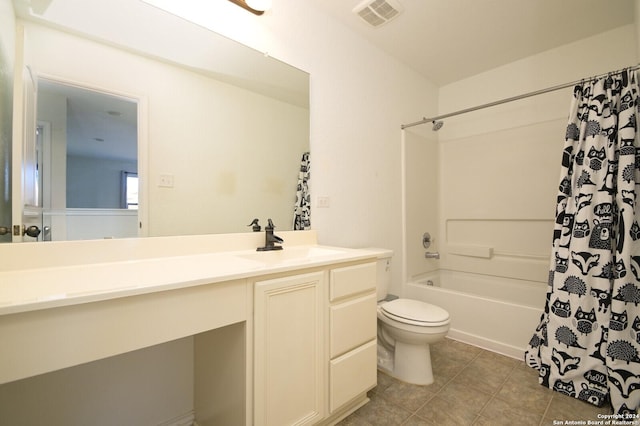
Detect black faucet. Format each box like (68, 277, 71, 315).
(257, 219, 283, 251)
(247, 218, 261, 232)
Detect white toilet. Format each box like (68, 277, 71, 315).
(373, 250, 450, 385)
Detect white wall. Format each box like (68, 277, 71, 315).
(37, 90, 67, 210)
(185, 0, 439, 293)
(430, 25, 638, 284)
(403, 127, 439, 281)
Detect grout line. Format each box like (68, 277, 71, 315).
(474, 361, 519, 423)
(539, 394, 554, 426)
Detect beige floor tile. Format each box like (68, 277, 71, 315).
(480, 396, 543, 425)
(437, 378, 494, 413)
(337, 338, 619, 426)
(432, 339, 481, 364)
(478, 347, 520, 363)
(353, 393, 413, 425)
(415, 395, 480, 425)
(337, 412, 375, 426)
(380, 380, 436, 412)
(545, 392, 612, 422)
(495, 367, 553, 413)
(430, 354, 469, 384)
(449, 356, 514, 396)
(401, 414, 436, 425)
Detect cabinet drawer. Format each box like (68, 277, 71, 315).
(330, 262, 376, 302)
(329, 340, 377, 413)
(330, 293, 377, 358)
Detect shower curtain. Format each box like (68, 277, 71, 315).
(525, 69, 640, 414)
(293, 151, 311, 230)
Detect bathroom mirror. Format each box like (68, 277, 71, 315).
(1, 0, 310, 242)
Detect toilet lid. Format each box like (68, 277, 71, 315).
(381, 299, 449, 324)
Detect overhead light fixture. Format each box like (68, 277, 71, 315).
(228, 0, 272, 15)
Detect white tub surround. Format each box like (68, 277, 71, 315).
(0, 231, 379, 426)
(406, 270, 547, 360)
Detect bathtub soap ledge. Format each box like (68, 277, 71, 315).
(448, 245, 493, 259)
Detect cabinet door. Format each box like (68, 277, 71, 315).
(254, 272, 326, 426)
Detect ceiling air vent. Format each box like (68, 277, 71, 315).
(353, 0, 403, 28)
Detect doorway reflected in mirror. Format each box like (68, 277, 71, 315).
(37, 79, 139, 241)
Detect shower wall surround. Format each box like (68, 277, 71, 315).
(435, 24, 637, 282)
(405, 24, 639, 354)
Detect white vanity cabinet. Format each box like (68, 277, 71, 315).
(253, 260, 377, 426)
(328, 263, 377, 414)
(0, 234, 380, 426)
(254, 270, 327, 426)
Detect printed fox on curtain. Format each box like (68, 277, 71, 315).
(525, 69, 640, 415)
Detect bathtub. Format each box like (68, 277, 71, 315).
(404, 269, 547, 360)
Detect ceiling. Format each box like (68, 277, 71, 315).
(38, 80, 138, 162)
(307, 0, 636, 86)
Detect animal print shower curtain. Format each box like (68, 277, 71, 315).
(293, 151, 311, 230)
(525, 69, 640, 414)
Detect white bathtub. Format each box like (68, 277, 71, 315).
(405, 269, 547, 359)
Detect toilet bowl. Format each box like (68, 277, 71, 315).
(362, 248, 451, 386)
(377, 298, 450, 385)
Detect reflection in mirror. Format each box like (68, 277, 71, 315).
(37, 79, 139, 241)
(0, 0, 13, 243)
(3, 0, 310, 242)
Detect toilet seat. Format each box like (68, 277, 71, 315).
(380, 298, 450, 327)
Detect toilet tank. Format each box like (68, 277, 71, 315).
(362, 248, 393, 301)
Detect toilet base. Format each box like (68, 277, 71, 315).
(391, 341, 434, 385)
(377, 342, 394, 372)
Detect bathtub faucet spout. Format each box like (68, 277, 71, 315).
(425, 252, 440, 259)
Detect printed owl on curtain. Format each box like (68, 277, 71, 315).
(525, 69, 640, 414)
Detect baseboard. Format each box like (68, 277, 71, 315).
(446, 329, 525, 361)
(317, 393, 370, 425)
(156, 411, 196, 426)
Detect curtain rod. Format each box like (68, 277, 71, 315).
(401, 64, 640, 130)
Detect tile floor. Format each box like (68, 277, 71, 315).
(337, 338, 614, 426)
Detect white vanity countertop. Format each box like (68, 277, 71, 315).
(0, 245, 378, 316)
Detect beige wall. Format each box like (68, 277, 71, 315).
(426, 25, 638, 284)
